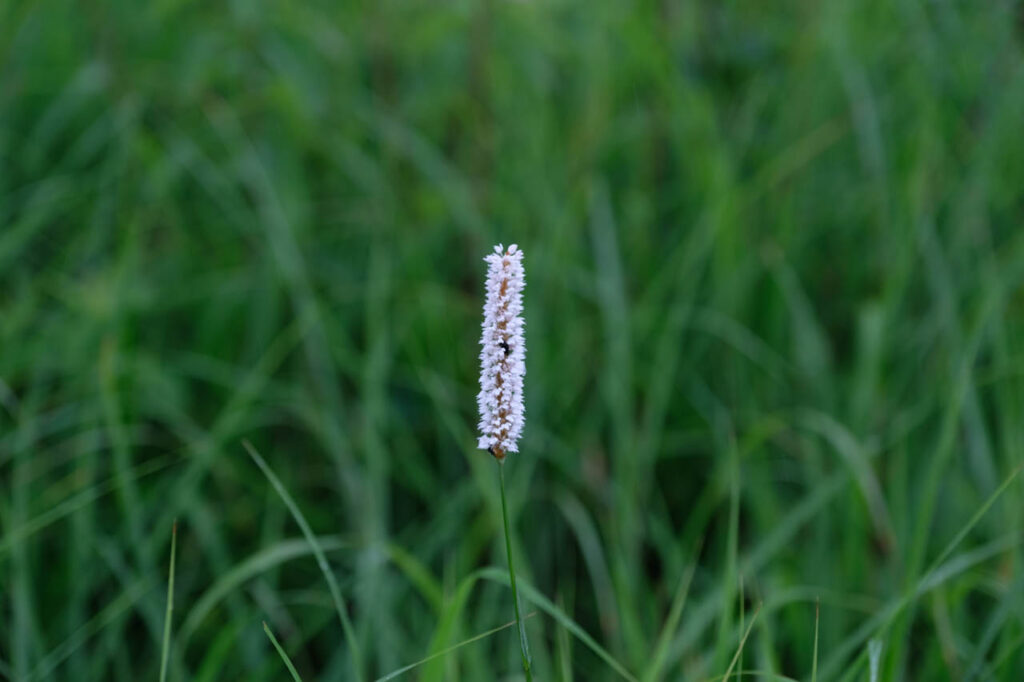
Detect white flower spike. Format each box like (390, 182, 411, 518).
(477, 243, 526, 459)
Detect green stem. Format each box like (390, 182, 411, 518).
(158, 521, 177, 682)
(499, 460, 533, 681)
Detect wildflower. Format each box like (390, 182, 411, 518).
(476, 243, 526, 460)
(475, 243, 533, 678)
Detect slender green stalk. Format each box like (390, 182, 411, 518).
(498, 460, 533, 681)
(811, 599, 819, 682)
(244, 440, 364, 682)
(722, 604, 760, 682)
(375, 614, 536, 682)
(159, 521, 178, 682)
(263, 622, 304, 682)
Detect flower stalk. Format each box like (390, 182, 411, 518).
(499, 460, 533, 680)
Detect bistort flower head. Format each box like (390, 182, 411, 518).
(477, 243, 526, 460)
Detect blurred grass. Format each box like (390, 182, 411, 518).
(2, 0, 1024, 679)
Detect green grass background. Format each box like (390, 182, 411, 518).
(3, 0, 1024, 680)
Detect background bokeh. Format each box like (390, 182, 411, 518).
(3, 1, 1024, 680)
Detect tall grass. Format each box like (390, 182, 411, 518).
(2, 0, 1024, 679)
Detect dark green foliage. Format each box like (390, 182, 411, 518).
(2, 0, 1024, 679)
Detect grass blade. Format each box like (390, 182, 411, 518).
(243, 440, 363, 682)
(177, 536, 349, 650)
(643, 538, 702, 682)
(374, 614, 536, 682)
(923, 464, 1022, 578)
(722, 603, 761, 682)
(498, 460, 533, 681)
(811, 599, 819, 682)
(159, 521, 178, 682)
(479, 567, 638, 682)
(0, 455, 177, 558)
(263, 622, 304, 682)
(818, 463, 1023, 678)
(28, 580, 149, 680)
(702, 671, 800, 682)
(868, 639, 882, 682)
